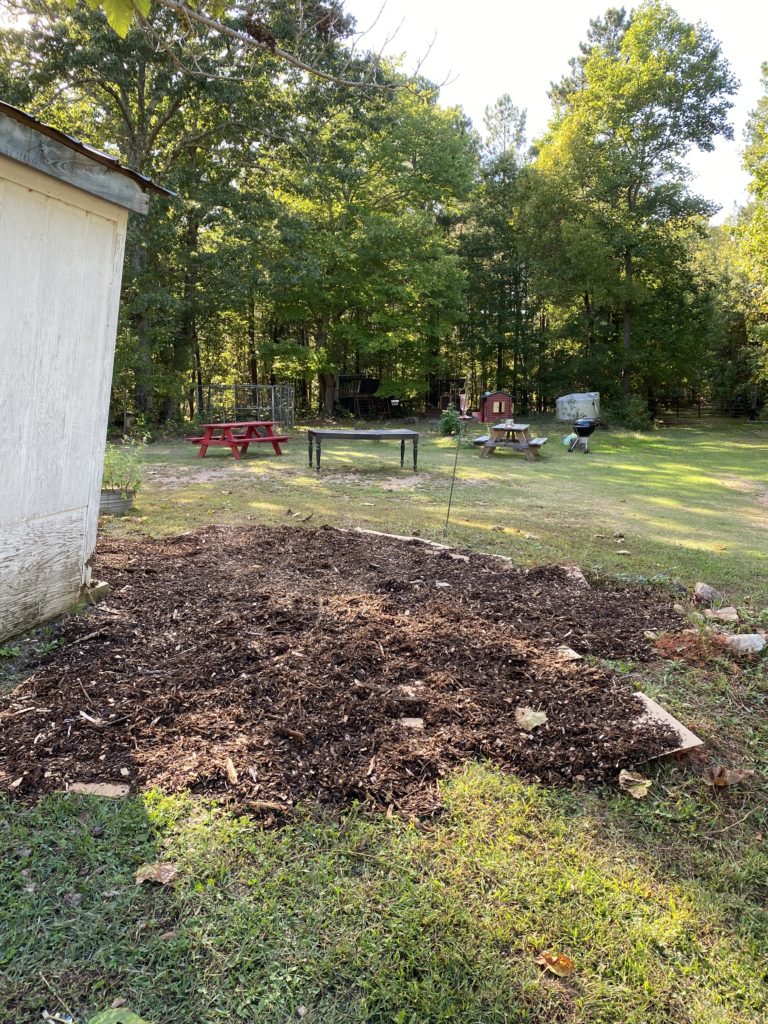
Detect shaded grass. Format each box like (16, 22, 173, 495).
(2, 756, 766, 1024)
(2, 418, 767, 1022)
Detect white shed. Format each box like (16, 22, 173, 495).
(0, 101, 170, 641)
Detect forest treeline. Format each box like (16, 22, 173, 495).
(2, 0, 767, 421)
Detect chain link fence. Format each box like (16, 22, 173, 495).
(199, 384, 295, 427)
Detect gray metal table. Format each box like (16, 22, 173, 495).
(307, 428, 419, 473)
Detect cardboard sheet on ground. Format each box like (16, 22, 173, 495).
(633, 692, 703, 758)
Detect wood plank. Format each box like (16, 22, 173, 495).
(0, 115, 149, 214)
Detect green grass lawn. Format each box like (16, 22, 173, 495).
(122, 416, 768, 604)
(1, 418, 767, 1024)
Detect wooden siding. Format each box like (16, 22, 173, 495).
(0, 154, 128, 640)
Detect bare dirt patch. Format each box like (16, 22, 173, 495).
(0, 527, 685, 816)
(654, 630, 730, 668)
(144, 463, 237, 489)
(379, 474, 430, 490)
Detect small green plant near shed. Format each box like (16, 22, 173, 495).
(101, 438, 146, 514)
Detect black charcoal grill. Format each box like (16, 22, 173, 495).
(568, 417, 596, 453)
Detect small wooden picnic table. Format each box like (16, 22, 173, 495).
(307, 428, 419, 473)
(188, 421, 290, 460)
(479, 422, 548, 461)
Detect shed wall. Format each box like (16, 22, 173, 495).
(0, 153, 128, 639)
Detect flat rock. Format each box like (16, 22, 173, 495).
(560, 565, 589, 589)
(704, 606, 739, 624)
(556, 645, 583, 661)
(86, 580, 111, 603)
(694, 582, 721, 606)
(723, 634, 765, 657)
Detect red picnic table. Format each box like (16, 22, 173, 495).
(188, 421, 290, 461)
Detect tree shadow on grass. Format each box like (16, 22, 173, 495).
(1, 766, 766, 1024)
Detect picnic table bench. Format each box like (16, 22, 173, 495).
(307, 428, 419, 473)
(477, 422, 548, 461)
(188, 421, 290, 460)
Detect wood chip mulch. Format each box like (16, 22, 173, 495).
(0, 526, 685, 817)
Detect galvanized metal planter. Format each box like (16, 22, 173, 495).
(99, 489, 135, 516)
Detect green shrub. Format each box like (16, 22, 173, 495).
(439, 404, 462, 435)
(605, 395, 653, 431)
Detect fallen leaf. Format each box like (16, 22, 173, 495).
(535, 951, 575, 977)
(9, 777, 23, 789)
(88, 1009, 153, 1024)
(111, 999, 127, 1009)
(134, 862, 178, 886)
(616, 549, 632, 556)
(704, 766, 755, 788)
(618, 769, 652, 799)
(225, 757, 238, 785)
(515, 707, 548, 732)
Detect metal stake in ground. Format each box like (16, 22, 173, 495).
(443, 429, 462, 538)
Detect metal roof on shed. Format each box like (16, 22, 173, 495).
(0, 100, 173, 213)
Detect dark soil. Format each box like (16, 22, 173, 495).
(0, 526, 686, 816)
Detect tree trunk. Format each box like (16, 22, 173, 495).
(192, 339, 204, 419)
(247, 287, 258, 389)
(319, 373, 335, 417)
(181, 215, 203, 418)
(622, 249, 633, 397)
(130, 223, 154, 419)
(583, 292, 595, 356)
(316, 318, 335, 416)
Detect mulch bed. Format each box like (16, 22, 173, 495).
(0, 526, 686, 817)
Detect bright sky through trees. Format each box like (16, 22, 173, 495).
(349, 0, 767, 222)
